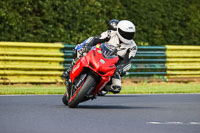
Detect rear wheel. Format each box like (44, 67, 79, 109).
(62, 93, 68, 105)
(68, 75, 95, 108)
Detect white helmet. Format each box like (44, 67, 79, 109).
(117, 20, 135, 44)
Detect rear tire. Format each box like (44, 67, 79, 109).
(62, 93, 68, 106)
(68, 75, 95, 108)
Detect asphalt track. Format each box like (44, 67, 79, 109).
(0, 94, 200, 133)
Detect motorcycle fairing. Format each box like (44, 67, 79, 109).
(70, 44, 119, 95)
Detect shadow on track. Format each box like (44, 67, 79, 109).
(77, 105, 158, 110)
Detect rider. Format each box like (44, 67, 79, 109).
(63, 19, 137, 93)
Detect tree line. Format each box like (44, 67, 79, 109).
(0, 0, 199, 45)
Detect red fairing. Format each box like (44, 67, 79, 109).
(70, 43, 119, 93)
(92, 76, 110, 95)
(70, 56, 88, 82)
(86, 45, 118, 76)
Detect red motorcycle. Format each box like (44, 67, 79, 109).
(62, 43, 119, 108)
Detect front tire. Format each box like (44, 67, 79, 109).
(68, 75, 95, 108)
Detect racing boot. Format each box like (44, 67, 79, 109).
(62, 57, 79, 79)
(105, 85, 121, 94)
(105, 74, 122, 94)
(62, 65, 73, 79)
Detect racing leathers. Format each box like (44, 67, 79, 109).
(65, 30, 137, 93)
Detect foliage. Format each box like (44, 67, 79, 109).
(0, 0, 199, 45)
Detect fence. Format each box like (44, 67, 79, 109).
(0, 42, 200, 84)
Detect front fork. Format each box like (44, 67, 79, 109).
(64, 78, 72, 100)
(65, 74, 87, 101)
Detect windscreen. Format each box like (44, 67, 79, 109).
(100, 43, 117, 58)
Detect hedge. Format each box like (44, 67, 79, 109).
(0, 0, 199, 45)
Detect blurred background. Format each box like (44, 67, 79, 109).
(1, 0, 200, 94)
(0, 0, 199, 46)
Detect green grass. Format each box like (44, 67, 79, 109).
(0, 85, 65, 95)
(0, 83, 200, 95)
(121, 83, 200, 94)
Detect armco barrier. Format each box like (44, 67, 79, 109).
(0, 42, 200, 84)
(165, 45, 200, 82)
(0, 42, 71, 83)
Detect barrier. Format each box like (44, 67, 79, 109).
(165, 45, 200, 82)
(0, 42, 67, 83)
(0, 42, 200, 84)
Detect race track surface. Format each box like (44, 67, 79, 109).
(0, 94, 200, 133)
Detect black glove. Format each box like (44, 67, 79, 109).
(82, 43, 91, 53)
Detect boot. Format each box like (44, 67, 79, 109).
(62, 65, 73, 79)
(62, 57, 79, 79)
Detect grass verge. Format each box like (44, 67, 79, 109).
(1, 82, 200, 95)
(121, 83, 200, 94)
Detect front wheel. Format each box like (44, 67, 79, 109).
(68, 75, 95, 108)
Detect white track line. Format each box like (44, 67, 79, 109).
(147, 122, 200, 125)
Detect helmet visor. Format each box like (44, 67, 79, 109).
(118, 28, 135, 40)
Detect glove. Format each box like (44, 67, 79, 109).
(82, 43, 91, 53)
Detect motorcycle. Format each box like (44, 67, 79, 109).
(62, 42, 119, 108)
